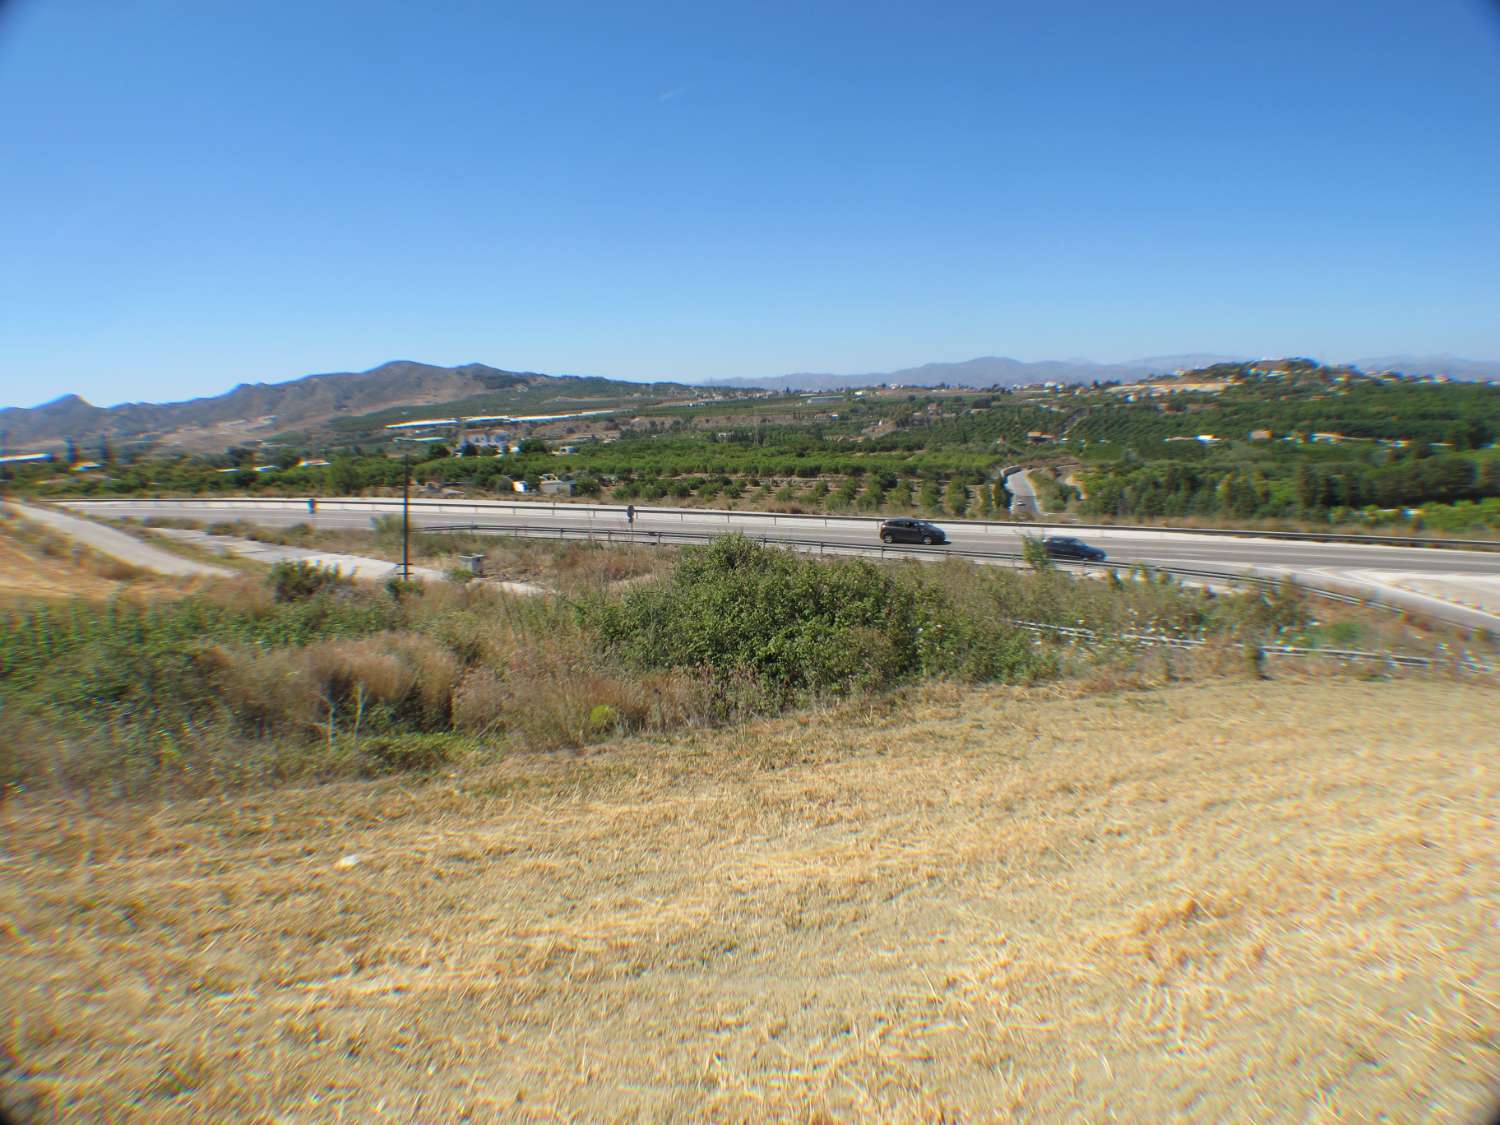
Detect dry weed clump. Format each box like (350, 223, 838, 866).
(450, 666, 507, 734)
(204, 631, 460, 738)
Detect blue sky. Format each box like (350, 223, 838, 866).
(2, 0, 1499, 407)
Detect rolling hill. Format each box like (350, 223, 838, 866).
(0, 362, 697, 453)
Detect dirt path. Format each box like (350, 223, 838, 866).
(6, 502, 234, 579)
(147, 526, 546, 594)
(2, 678, 1496, 1122)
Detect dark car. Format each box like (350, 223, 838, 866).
(879, 518, 948, 545)
(1042, 535, 1106, 562)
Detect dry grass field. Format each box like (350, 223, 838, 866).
(0, 517, 181, 604)
(2, 677, 1498, 1122)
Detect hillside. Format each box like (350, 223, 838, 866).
(9, 352, 1497, 455)
(2, 677, 1495, 1122)
(0, 362, 698, 453)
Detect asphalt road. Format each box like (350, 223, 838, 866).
(63, 497, 1500, 577)
(1003, 468, 1042, 519)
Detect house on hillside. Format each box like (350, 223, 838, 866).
(1248, 429, 1272, 441)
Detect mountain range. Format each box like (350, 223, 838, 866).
(0, 362, 686, 454)
(4, 353, 1497, 453)
(710, 354, 1249, 392)
(715, 353, 1500, 392)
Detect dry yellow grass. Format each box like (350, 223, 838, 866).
(0, 520, 182, 603)
(0, 533, 121, 602)
(2, 678, 1497, 1122)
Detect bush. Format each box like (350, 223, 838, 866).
(362, 732, 464, 772)
(587, 703, 620, 734)
(592, 536, 1043, 701)
(270, 560, 349, 602)
(1020, 536, 1054, 571)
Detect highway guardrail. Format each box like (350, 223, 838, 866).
(59, 496, 1500, 551)
(1006, 620, 1497, 675)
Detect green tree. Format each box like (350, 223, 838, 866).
(919, 480, 942, 514)
(1480, 460, 1500, 498)
(943, 478, 967, 515)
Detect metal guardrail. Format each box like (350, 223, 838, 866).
(1007, 619, 1498, 675)
(61, 495, 1500, 551)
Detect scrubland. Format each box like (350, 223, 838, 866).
(1, 523, 1496, 1121)
(4, 532, 1340, 800)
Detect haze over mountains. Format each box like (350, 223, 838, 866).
(713, 354, 1249, 392)
(3, 353, 1497, 452)
(717, 353, 1500, 392)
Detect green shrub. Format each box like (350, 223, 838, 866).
(384, 576, 424, 600)
(1020, 536, 1054, 571)
(587, 703, 620, 734)
(592, 535, 1043, 701)
(270, 560, 349, 602)
(361, 732, 465, 772)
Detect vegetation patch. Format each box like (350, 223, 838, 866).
(0, 531, 1468, 800)
(593, 536, 1049, 700)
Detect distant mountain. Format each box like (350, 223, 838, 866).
(8, 350, 1493, 455)
(711, 354, 1249, 392)
(1352, 355, 1500, 382)
(0, 361, 693, 453)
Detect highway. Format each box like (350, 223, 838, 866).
(61, 496, 1500, 629)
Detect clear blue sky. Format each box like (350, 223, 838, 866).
(3, 0, 1499, 407)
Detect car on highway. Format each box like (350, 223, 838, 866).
(878, 518, 948, 545)
(1042, 536, 1106, 562)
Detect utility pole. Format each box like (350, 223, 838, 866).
(401, 448, 411, 580)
